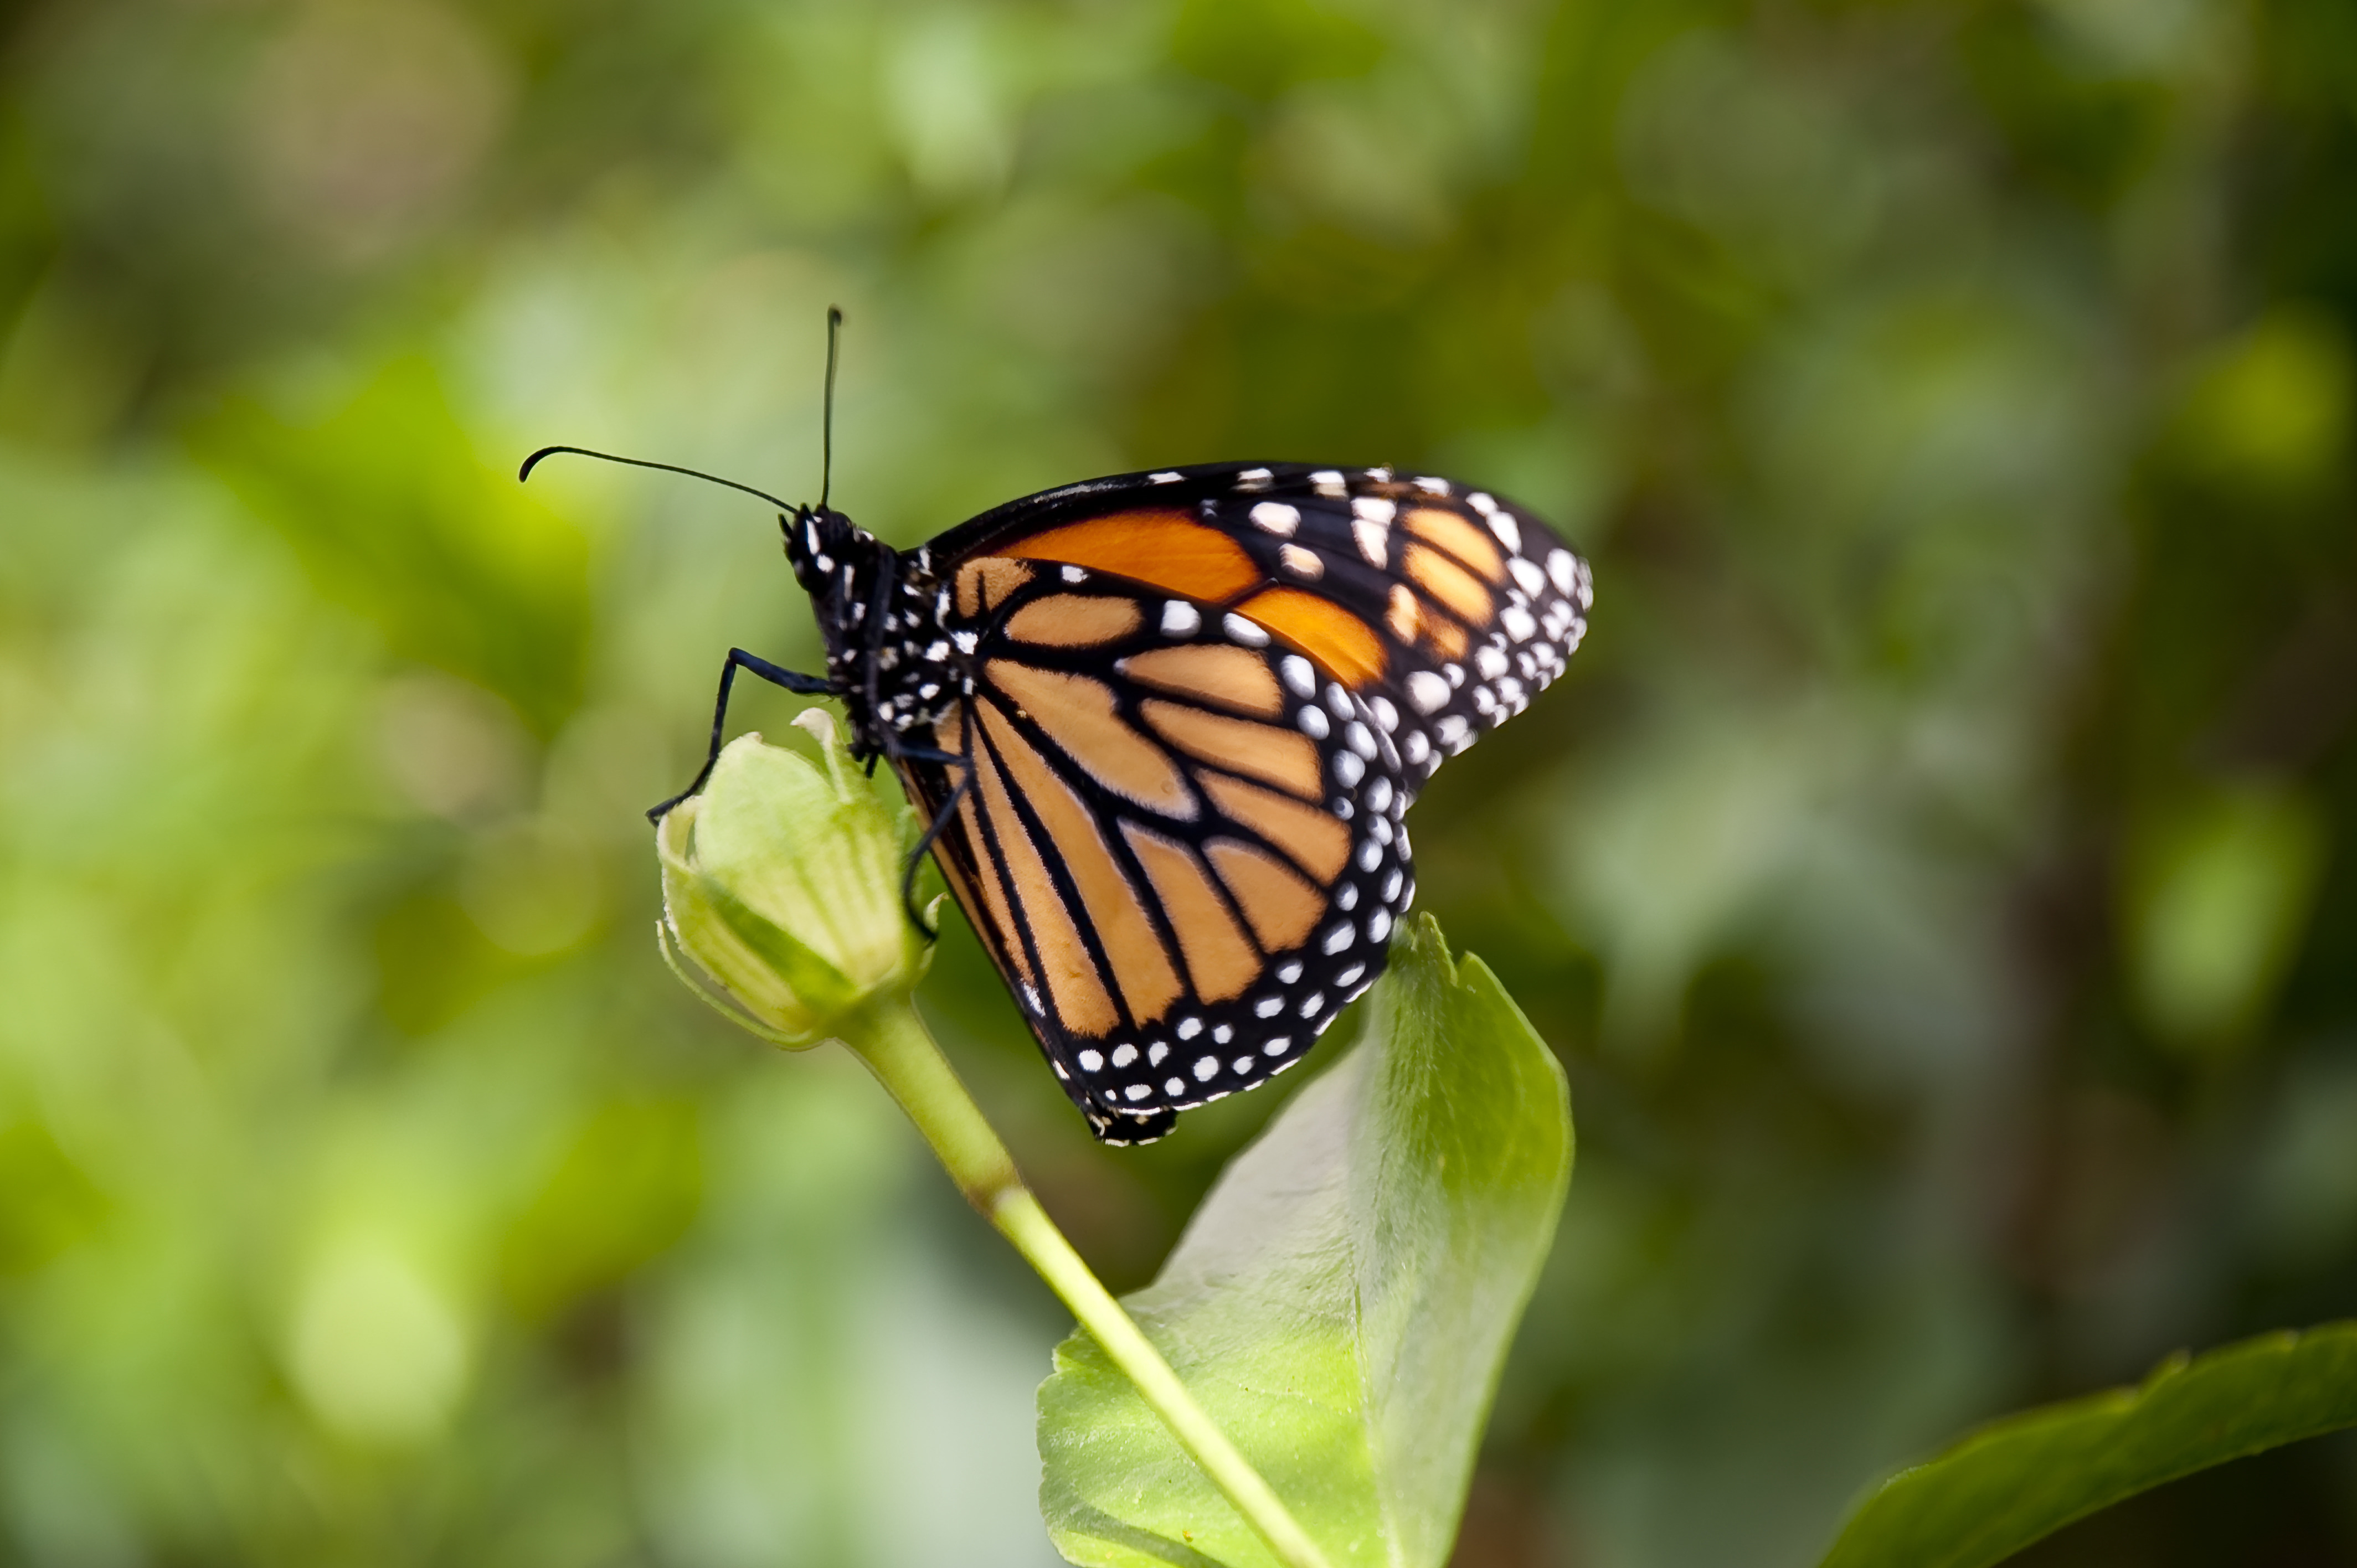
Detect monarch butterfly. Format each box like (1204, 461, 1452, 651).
(527, 321, 1591, 1144)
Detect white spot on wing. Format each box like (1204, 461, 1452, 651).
(1162, 601, 1201, 636)
(1223, 613, 1270, 647)
(1250, 501, 1300, 537)
(1406, 670, 1450, 713)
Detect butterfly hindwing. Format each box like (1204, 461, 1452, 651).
(896, 564, 1411, 1142)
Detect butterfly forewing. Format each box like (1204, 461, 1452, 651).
(930, 463, 1593, 776)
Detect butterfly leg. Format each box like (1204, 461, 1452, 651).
(899, 768, 972, 938)
(646, 648, 840, 822)
(893, 703, 980, 937)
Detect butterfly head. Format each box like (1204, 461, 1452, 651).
(782, 502, 900, 641)
(781, 504, 870, 595)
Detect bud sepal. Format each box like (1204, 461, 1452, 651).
(655, 714, 932, 1046)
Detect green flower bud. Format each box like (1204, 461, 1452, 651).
(656, 713, 932, 1045)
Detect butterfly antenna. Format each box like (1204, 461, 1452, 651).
(820, 305, 843, 512)
(517, 445, 797, 513)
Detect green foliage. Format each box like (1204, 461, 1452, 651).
(193, 360, 591, 736)
(1039, 918, 1571, 1567)
(2124, 783, 2330, 1052)
(499, 1096, 703, 1322)
(4, 0, 2356, 1560)
(1822, 1324, 2357, 1568)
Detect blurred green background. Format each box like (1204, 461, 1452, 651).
(3, 0, 2354, 1563)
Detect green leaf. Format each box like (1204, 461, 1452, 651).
(1820, 1321, 2357, 1568)
(1037, 915, 1573, 1568)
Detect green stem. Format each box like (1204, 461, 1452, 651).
(841, 995, 1334, 1568)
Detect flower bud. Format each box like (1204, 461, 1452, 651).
(656, 714, 931, 1045)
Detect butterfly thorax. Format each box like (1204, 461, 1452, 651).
(783, 505, 963, 762)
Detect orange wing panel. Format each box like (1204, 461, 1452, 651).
(1403, 506, 1506, 583)
(1000, 509, 1260, 604)
(1234, 588, 1388, 687)
(1404, 544, 1495, 628)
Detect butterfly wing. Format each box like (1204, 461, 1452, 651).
(898, 462, 1591, 1143)
(895, 573, 1402, 1142)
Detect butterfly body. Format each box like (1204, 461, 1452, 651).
(783, 509, 952, 749)
(764, 461, 1592, 1146)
